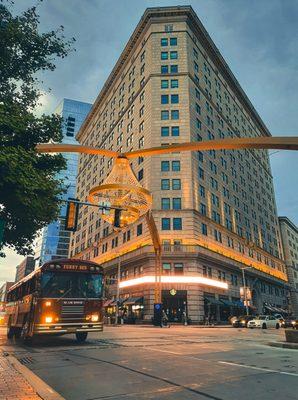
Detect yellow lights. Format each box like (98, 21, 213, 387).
(45, 316, 53, 324)
(91, 314, 99, 322)
(45, 301, 52, 307)
(119, 275, 228, 289)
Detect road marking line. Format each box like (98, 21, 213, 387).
(218, 361, 298, 377)
(150, 348, 298, 377)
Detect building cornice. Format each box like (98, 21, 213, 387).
(279, 216, 298, 235)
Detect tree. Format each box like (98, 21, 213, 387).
(0, 1, 75, 256)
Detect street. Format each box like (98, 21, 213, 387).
(1, 325, 297, 400)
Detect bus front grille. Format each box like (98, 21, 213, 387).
(61, 305, 84, 316)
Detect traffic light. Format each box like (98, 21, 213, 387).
(113, 208, 121, 228)
(65, 198, 79, 231)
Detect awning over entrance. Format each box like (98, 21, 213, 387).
(103, 299, 113, 307)
(204, 296, 223, 306)
(220, 299, 235, 307)
(123, 297, 143, 306)
(232, 300, 245, 308)
(110, 298, 125, 306)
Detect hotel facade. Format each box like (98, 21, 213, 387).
(70, 6, 289, 323)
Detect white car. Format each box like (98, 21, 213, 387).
(247, 315, 281, 329)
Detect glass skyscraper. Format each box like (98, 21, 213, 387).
(35, 98, 92, 266)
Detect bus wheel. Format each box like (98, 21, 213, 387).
(75, 332, 88, 343)
(21, 321, 33, 345)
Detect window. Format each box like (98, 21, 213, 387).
(172, 198, 181, 209)
(161, 80, 169, 89)
(162, 263, 171, 274)
(173, 218, 182, 230)
(161, 179, 170, 190)
(171, 110, 179, 120)
(161, 126, 170, 136)
(203, 266, 212, 277)
(199, 167, 204, 179)
(137, 223, 143, 236)
(170, 37, 177, 46)
(174, 263, 183, 275)
(161, 198, 170, 210)
(199, 185, 205, 197)
(171, 126, 180, 136)
(161, 161, 170, 171)
(161, 38, 168, 46)
(170, 51, 178, 59)
(172, 160, 180, 171)
(137, 169, 143, 181)
(161, 51, 168, 60)
(171, 94, 179, 104)
(214, 229, 222, 242)
(161, 65, 169, 74)
(201, 223, 208, 235)
(162, 218, 171, 230)
(200, 203, 206, 215)
(161, 95, 169, 104)
(172, 179, 181, 190)
(161, 110, 169, 120)
(171, 79, 178, 88)
(170, 65, 178, 73)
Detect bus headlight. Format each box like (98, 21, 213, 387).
(91, 314, 99, 322)
(45, 316, 53, 324)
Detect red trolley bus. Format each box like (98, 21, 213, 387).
(6, 259, 104, 343)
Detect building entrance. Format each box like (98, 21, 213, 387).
(162, 290, 187, 323)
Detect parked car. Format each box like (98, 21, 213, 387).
(247, 315, 281, 329)
(281, 317, 298, 329)
(232, 315, 255, 328)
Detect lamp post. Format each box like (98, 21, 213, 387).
(240, 266, 252, 316)
(115, 254, 121, 325)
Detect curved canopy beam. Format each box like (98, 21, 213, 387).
(36, 143, 119, 158)
(123, 136, 298, 159)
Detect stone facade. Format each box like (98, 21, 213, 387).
(279, 217, 298, 315)
(70, 7, 289, 322)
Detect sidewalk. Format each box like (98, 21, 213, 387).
(0, 352, 41, 400)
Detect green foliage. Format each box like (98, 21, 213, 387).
(0, 0, 75, 256)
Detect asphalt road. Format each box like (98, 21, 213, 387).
(1, 325, 297, 400)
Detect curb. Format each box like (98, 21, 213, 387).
(268, 341, 298, 350)
(7, 355, 65, 400)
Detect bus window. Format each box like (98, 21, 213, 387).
(41, 272, 103, 299)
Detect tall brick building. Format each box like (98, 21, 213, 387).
(70, 6, 288, 322)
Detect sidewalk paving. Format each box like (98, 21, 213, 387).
(0, 352, 41, 400)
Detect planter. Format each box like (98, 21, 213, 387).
(285, 329, 298, 343)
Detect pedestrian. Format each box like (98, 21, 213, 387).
(161, 310, 169, 328)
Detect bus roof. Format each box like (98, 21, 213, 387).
(8, 259, 104, 293)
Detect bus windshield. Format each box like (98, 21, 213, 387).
(41, 272, 103, 299)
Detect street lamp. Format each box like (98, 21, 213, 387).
(240, 266, 252, 316)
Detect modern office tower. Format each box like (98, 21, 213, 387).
(279, 217, 298, 314)
(15, 256, 35, 282)
(70, 6, 289, 323)
(35, 99, 92, 266)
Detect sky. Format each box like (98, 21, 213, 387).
(1, 0, 298, 285)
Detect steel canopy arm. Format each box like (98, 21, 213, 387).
(36, 143, 119, 158)
(124, 136, 298, 159)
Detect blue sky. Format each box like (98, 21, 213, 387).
(1, 0, 298, 283)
